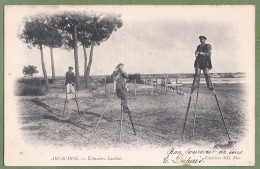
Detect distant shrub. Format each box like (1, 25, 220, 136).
(17, 85, 45, 96)
(105, 76, 113, 83)
(128, 73, 142, 84)
(103, 74, 142, 84)
(18, 78, 53, 86)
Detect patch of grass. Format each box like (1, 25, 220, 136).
(16, 84, 45, 96)
(18, 78, 42, 86)
(17, 83, 247, 148)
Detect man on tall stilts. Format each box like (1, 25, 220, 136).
(111, 63, 136, 137)
(192, 36, 214, 92)
(65, 66, 77, 101)
(111, 63, 130, 112)
(182, 36, 232, 144)
(62, 66, 79, 118)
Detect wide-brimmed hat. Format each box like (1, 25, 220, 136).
(116, 63, 124, 69)
(68, 66, 73, 69)
(199, 36, 207, 40)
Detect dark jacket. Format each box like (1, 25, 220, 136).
(194, 43, 212, 70)
(65, 71, 75, 85)
(111, 69, 128, 89)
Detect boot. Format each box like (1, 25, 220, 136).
(121, 100, 130, 113)
(65, 94, 70, 102)
(72, 93, 78, 101)
(205, 74, 214, 90)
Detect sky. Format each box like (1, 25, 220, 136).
(5, 5, 255, 77)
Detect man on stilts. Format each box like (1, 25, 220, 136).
(111, 63, 136, 139)
(65, 66, 77, 101)
(111, 63, 130, 112)
(62, 66, 79, 118)
(181, 36, 233, 145)
(192, 36, 214, 92)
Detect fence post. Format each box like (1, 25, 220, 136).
(176, 78, 178, 93)
(165, 80, 168, 94)
(164, 78, 166, 92)
(134, 79, 137, 96)
(160, 78, 163, 94)
(104, 78, 107, 96)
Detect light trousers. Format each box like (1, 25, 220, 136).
(66, 83, 76, 100)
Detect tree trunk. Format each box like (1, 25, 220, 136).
(40, 44, 49, 92)
(85, 41, 95, 88)
(73, 25, 80, 90)
(50, 47, 55, 82)
(83, 44, 88, 88)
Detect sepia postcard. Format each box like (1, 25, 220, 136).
(4, 5, 255, 166)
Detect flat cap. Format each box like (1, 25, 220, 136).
(199, 36, 207, 40)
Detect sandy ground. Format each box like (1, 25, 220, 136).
(17, 80, 247, 149)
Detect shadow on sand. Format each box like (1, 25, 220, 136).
(31, 98, 62, 114)
(42, 114, 92, 130)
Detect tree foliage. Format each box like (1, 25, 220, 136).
(23, 65, 39, 77)
(53, 11, 123, 49)
(81, 12, 123, 87)
(19, 10, 123, 89)
(18, 15, 51, 91)
(91, 12, 123, 44)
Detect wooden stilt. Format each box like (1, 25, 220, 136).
(119, 101, 124, 142)
(62, 89, 79, 118)
(182, 78, 232, 143)
(181, 89, 193, 142)
(192, 77, 200, 136)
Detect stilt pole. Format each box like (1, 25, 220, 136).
(192, 77, 200, 135)
(181, 89, 194, 141)
(212, 89, 231, 141)
(119, 101, 124, 142)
